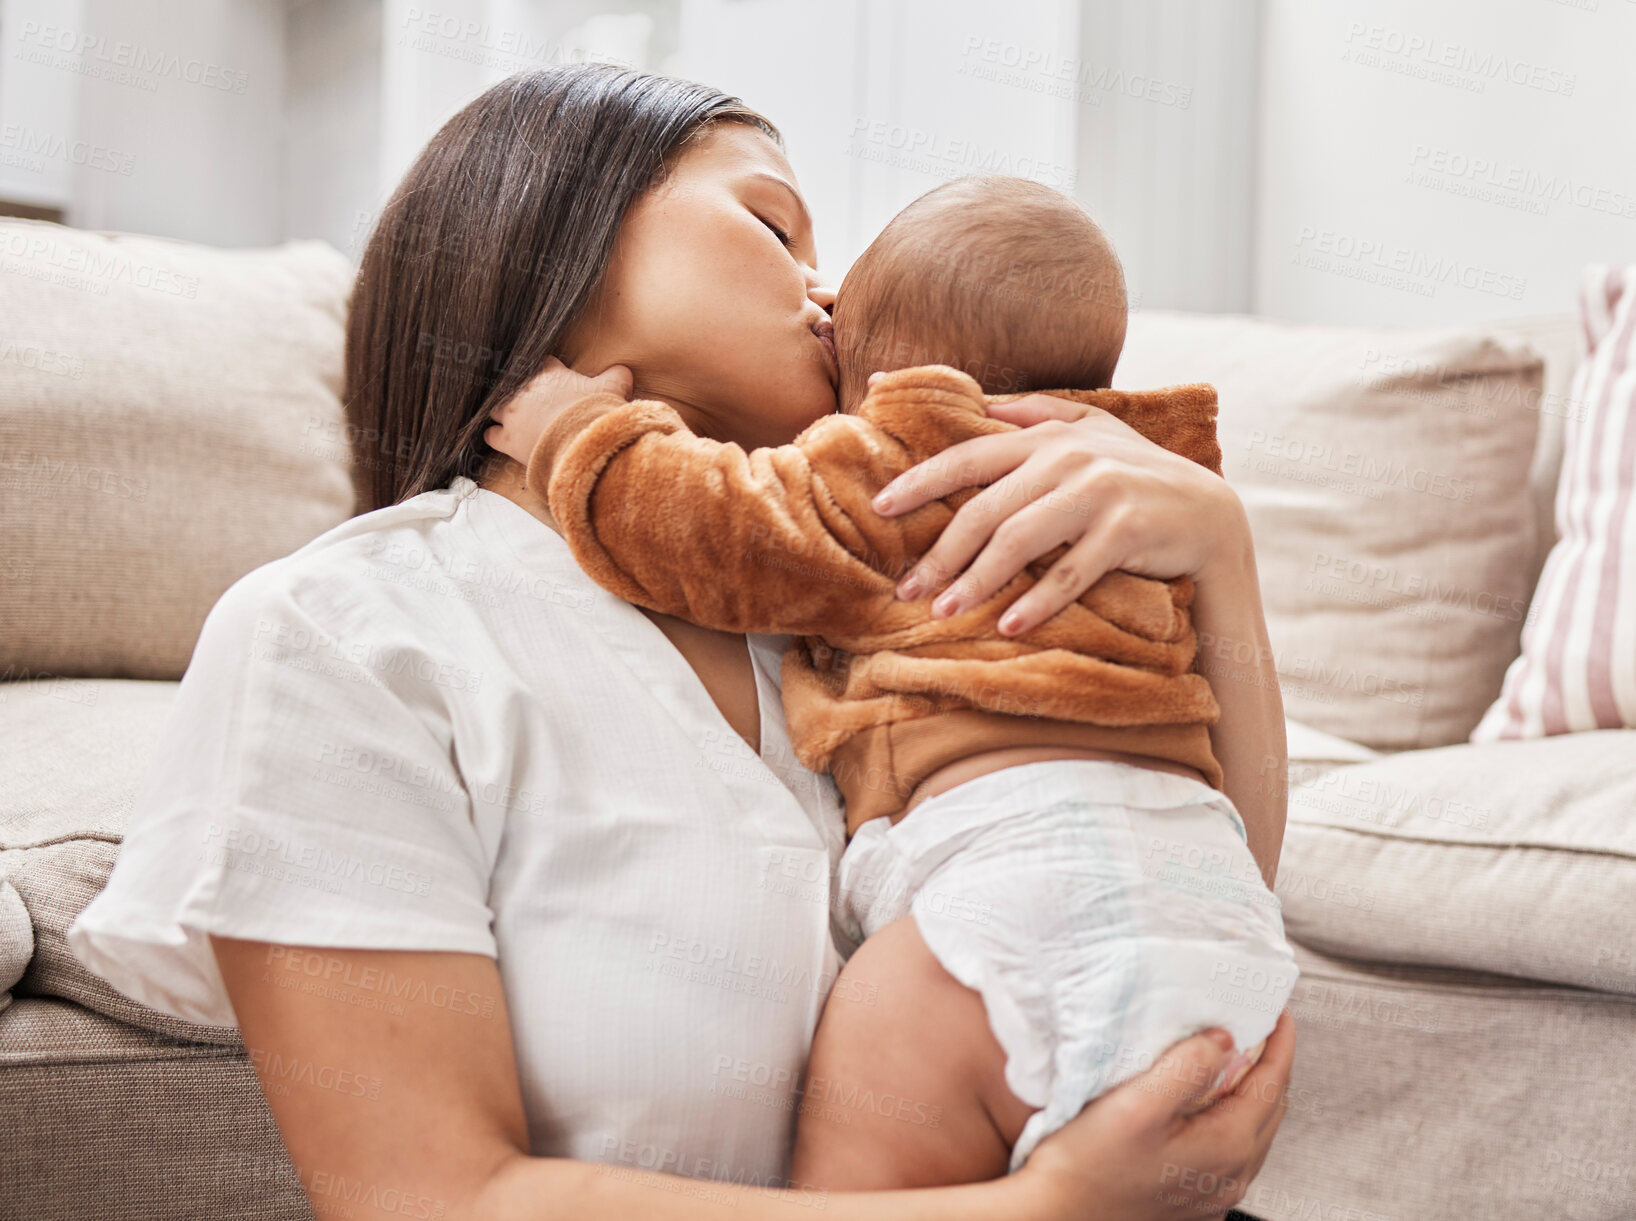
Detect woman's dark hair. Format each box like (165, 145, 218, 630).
(343, 64, 780, 512)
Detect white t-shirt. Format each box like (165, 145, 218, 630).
(68, 474, 851, 1186)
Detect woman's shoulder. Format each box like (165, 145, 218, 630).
(237, 477, 473, 582)
(193, 473, 600, 710)
(206, 477, 491, 641)
(67, 479, 508, 1028)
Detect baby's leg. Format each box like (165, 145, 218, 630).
(808, 763, 1297, 1185)
(789, 915, 1037, 1190)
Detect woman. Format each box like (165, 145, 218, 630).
(69, 64, 1293, 1220)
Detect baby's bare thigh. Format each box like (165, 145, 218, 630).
(790, 915, 1035, 1191)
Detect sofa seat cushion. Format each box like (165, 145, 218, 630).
(1275, 729, 1636, 994)
(0, 678, 230, 1043)
(1255, 939, 1636, 1221)
(0, 997, 311, 1221)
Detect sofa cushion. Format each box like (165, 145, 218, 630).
(1474, 267, 1636, 741)
(1485, 313, 1586, 593)
(1256, 940, 1636, 1221)
(0, 879, 29, 1014)
(0, 678, 231, 1043)
(1117, 311, 1546, 752)
(1273, 729, 1636, 994)
(1285, 717, 1381, 768)
(0, 219, 356, 682)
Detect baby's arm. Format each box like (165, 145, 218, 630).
(493, 378, 913, 637)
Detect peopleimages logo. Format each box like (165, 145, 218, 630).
(14, 20, 250, 93)
(1340, 22, 1577, 96)
(1408, 145, 1636, 221)
(845, 117, 1076, 190)
(957, 36, 1193, 109)
(0, 231, 200, 299)
(1291, 227, 1527, 302)
(1243, 426, 1478, 504)
(0, 124, 135, 175)
(1305, 552, 1528, 623)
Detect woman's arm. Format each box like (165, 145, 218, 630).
(1184, 503, 1289, 886)
(869, 395, 1288, 884)
(212, 936, 1290, 1220)
(212, 936, 1020, 1221)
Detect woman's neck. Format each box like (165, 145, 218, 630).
(477, 453, 561, 535)
(563, 351, 740, 447)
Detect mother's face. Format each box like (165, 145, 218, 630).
(559, 123, 838, 451)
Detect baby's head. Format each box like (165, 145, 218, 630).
(832, 176, 1127, 412)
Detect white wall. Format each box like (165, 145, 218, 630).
(0, 0, 287, 246)
(1075, 0, 1261, 312)
(294, 0, 1100, 286)
(0, 0, 85, 213)
(0, 0, 1246, 305)
(0, 0, 685, 254)
(667, 0, 1081, 284)
(283, 0, 380, 255)
(1253, 0, 1636, 325)
(659, 0, 1265, 311)
(6, 0, 1631, 324)
(357, 0, 677, 257)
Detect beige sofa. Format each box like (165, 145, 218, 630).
(1, 218, 1632, 1221)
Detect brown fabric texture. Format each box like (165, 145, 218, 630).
(529, 364, 1226, 833)
(0, 997, 313, 1221)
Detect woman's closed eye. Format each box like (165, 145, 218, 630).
(759, 215, 792, 247)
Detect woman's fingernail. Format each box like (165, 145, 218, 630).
(873, 489, 893, 512)
(998, 610, 1023, 635)
(931, 592, 958, 618)
(1205, 1028, 1236, 1054)
(897, 573, 922, 600)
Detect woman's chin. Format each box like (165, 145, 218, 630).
(707, 362, 838, 445)
(752, 383, 839, 443)
(793, 384, 841, 431)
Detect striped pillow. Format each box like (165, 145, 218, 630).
(1471, 266, 1636, 740)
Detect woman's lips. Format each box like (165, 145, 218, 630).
(812, 319, 838, 383)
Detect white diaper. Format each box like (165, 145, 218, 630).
(836, 759, 1298, 1173)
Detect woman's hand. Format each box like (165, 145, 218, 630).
(485, 356, 633, 467)
(872, 390, 1248, 637)
(872, 381, 1292, 893)
(1018, 1011, 1297, 1221)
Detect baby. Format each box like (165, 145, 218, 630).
(487, 176, 1297, 1185)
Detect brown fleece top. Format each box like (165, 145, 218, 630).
(526, 364, 1225, 836)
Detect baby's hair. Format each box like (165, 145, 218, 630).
(833, 176, 1128, 410)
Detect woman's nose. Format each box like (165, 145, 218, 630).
(806, 276, 836, 315)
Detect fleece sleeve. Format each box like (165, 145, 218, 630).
(523, 392, 905, 636)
